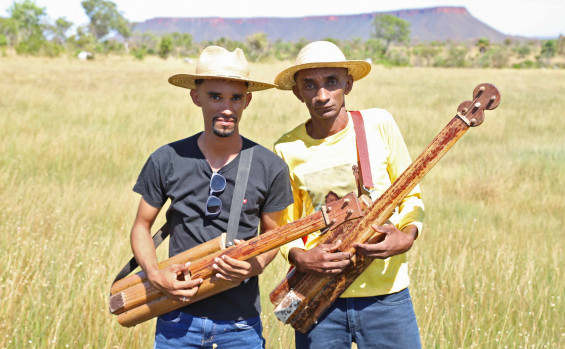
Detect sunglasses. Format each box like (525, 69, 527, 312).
(205, 172, 226, 217)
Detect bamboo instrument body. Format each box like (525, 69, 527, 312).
(109, 192, 363, 327)
(270, 83, 501, 332)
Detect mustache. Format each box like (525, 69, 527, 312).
(212, 116, 237, 122)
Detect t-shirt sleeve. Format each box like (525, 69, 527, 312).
(132, 155, 168, 208)
(261, 162, 294, 213)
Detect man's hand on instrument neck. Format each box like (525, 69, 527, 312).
(212, 239, 278, 283)
(353, 224, 418, 259)
(289, 240, 352, 277)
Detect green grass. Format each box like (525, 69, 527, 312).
(1, 55, 563, 348)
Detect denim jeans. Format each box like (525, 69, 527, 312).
(295, 288, 421, 349)
(154, 310, 265, 348)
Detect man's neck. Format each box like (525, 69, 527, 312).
(306, 108, 349, 140)
(197, 131, 243, 172)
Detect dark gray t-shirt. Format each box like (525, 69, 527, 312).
(133, 133, 293, 321)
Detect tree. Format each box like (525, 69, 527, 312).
(246, 32, 269, 61)
(540, 40, 556, 59)
(81, 0, 130, 40)
(364, 38, 386, 62)
(51, 17, 73, 44)
(371, 14, 410, 55)
(556, 35, 565, 55)
(477, 37, 490, 54)
(171, 32, 193, 56)
(0, 17, 15, 47)
(159, 34, 172, 58)
(412, 42, 442, 67)
(7, 0, 47, 53)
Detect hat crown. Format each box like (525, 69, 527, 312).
(196, 46, 250, 79)
(295, 41, 347, 65)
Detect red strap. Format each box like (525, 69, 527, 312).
(350, 111, 374, 189)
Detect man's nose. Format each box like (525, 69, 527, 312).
(220, 102, 235, 116)
(316, 88, 330, 103)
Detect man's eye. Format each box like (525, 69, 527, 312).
(328, 79, 338, 85)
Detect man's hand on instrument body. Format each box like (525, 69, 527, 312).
(212, 239, 276, 283)
(289, 240, 352, 277)
(353, 224, 418, 259)
(147, 262, 203, 302)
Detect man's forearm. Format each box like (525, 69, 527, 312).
(131, 225, 160, 277)
(256, 249, 279, 271)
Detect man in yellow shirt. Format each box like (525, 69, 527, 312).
(274, 41, 425, 348)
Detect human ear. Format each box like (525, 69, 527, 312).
(244, 93, 252, 109)
(190, 89, 201, 107)
(345, 75, 354, 95)
(292, 85, 305, 103)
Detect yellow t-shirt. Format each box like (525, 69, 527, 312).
(274, 109, 425, 297)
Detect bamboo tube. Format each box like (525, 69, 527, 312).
(272, 83, 501, 332)
(110, 235, 226, 296)
(117, 277, 236, 327)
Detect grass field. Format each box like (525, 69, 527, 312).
(1, 55, 564, 348)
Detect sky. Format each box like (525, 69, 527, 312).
(0, 0, 563, 38)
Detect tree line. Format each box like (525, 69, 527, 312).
(1, 0, 564, 69)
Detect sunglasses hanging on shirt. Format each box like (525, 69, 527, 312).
(205, 172, 226, 217)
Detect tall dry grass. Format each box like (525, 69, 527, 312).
(0, 55, 563, 348)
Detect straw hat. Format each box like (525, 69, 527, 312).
(169, 46, 276, 92)
(274, 41, 372, 90)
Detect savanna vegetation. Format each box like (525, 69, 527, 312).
(1, 54, 563, 348)
(1, 0, 565, 69)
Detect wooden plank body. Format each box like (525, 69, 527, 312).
(271, 83, 501, 332)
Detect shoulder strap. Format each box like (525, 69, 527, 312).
(350, 111, 374, 189)
(111, 221, 171, 285)
(225, 145, 254, 246)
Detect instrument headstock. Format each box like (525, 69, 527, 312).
(457, 83, 500, 127)
(321, 192, 364, 227)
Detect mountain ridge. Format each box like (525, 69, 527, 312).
(133, 7, 511, 43)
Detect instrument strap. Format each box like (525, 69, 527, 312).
(111, 221, 170, 286)
(350, 110, 374, 190)
(226, 145, 254, 246)
(296, 111, 373, 256)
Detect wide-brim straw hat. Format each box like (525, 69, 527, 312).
(169, 46, 276, 92)
(275, 41, 372, 90)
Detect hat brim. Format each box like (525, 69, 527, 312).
(274, 61, 372, 90)
(169, 74, 276, 92)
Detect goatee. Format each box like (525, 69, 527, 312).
(213, 128, 235, 137)
(212, 116, 237, 138)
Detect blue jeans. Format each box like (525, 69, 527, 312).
(154, 310, 265, 348)
(295, 288, 421, 349)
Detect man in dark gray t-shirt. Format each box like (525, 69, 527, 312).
(130, 46, 293, 348)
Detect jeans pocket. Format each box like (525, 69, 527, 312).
(159, 310, 183, 323)
(373, 288, 412, 306)
(233, 316, 261, 331)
